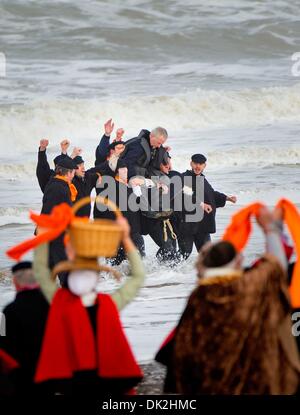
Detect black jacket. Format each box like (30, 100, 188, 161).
(181, 170, 227, 234)
(41, 177, 72, 214)
(41, 177, 72, 268)
(121, 130, 167, 179)
(36, 150, 55, 193)
(73, 163, 108, 217)
(95, 134, 110, 165)
(36, 149, 68, 193)
(94, 180, 141, 236)
(0, 289, 49, 395)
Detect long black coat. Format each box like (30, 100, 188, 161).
(36, 149, 68, 193)
(94, 180, 141, 236)
(41, 177, 72, 267)
(41, 177, 72, 214)
(181, 170, 227, 234)
(0, 289, 49, 395)
(36, 150, 55, 193)
(72, 163, 108, 217)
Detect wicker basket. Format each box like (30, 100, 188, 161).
(69, 196, 123, 258)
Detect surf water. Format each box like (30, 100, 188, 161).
(1, 0, 300, 361)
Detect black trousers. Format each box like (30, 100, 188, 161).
(110, 233, 145, 266)
(178, 224, 211, 260)
(147, 219, 180, 264)
(49, 236, 69, 286)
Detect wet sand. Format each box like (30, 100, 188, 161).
(137, 362, 166, 395)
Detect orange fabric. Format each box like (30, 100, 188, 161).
(55, 175, 78, 202)
(222, 202, 265, 251)
(276, 199, 300, 308)
(222, 199, 300, 308)
(6, 203, 74, 261)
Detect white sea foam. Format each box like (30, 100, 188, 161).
(0, 144, 299, 181)
(0, 207, 31, 227)
(1, 85, 300, 157)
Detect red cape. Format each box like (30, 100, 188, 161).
(0, 349, 19, 374)
(35, 289, 143, 383)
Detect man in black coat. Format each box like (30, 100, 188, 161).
(178, 154, 237, 259)
(71, 155, 109, 217)
(94, 159, 145, 264)
(36, 139, 69, 193)
(120, 127, 168, 178)
(37, 140, 106, 218)
(140, 153, 182, 264)
(41, 157, 77, 272)
(94, 118, 125, 165)
(0, 262, 49, 395)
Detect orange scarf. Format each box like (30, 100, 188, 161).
(276, 199, 300, 308)
(55, 175, 78, 202)
(222, 199, 300, 307)
(6, 203, 76, 261)
(222, 202, 264, 251)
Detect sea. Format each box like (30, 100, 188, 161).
(0, 0, 300, 362)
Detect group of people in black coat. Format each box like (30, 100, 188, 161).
(0, 119, 238, 397)
(35, 119, 237, 270)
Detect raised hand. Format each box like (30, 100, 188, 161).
(227, 195, 237, 204)
(60, 139, 70, 154)
(115, 128, 124, 141)
(104, 119, 114, 136)
(39, 139, 49, 151)
(71, 147, 82, 158)
(130, 177, 145, 187)
(256, 207, 274, 233)
(272, 206, 284, 222)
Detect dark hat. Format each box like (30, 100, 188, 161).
(116, 159, 127, 170)
(53, 154, 65, 166)
(108, 141, 125, 151)
(72, 156, 85, 165)
(191, 154, 207, 164)
(57, 156, 78, 170)
(11, 261, 32, 274)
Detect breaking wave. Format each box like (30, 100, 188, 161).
(1, 85, 300, 156)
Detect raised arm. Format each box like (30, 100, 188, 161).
(33, 242, 58, 303)
(256, 207, 287, 270)
(95, 119, 115, 165)
(36, 139, 53, 193)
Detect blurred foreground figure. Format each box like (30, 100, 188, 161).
(156, 204, 300, 394)
(33, 215, 144, 396)
(0, 262, 49, 395)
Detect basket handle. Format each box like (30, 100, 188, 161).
(72, 196, 122, 219)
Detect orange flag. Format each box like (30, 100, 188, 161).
(222, 202, 265, 251)
(6, 203, 74, 261)
(223, 199, 300, 308)
(276, 199, 300, 308)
